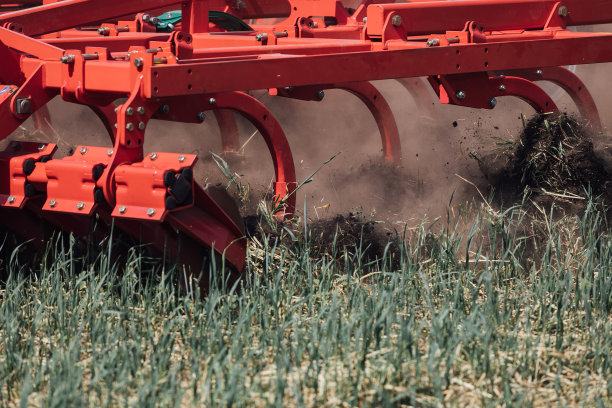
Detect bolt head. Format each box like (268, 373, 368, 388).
(60, 54, 75, 64)
(38, 144, 46, 151)
(426, 39, 440, 47)
(7, 195, 16, 204)
(489, 98, 497, 108)
(138, 121, 145, 130)
(137, 106, 145, 115)
(456, 90, 467, 100)
(77, 202, 85, 210)
(209, 97, 216, 105)
(126, 107, 134, 116)
(197, 112, 206, 122)
(133, 58, 144, 68)
(178, 154, 186, 163)
(362, 17, 367, 23)
(149, 152, 158, 161)
(498, 84, 506, 91)
(49, 199, 57, 208)
(159, 104, 170, 114)
(118, 205, 127, 214)
(79, 146, 88, 155)
(558, 5, 568, 17)
(391, 15, 402, 27)
(147, 208, 156, 217)
(536, 69, 543, 76)
(107, 149, 114, 156)
(316, 90, 325, 100)
(126, 122, 134, 131)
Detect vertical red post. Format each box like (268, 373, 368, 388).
(182, 0, 209, 34)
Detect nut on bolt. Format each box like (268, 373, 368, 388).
(133, 57, 144, 68)
(391, 15, 402, 27)
(138, 121, 145, 130)
(126, 122, 134, 131)
(60, 54, 75, 64)
(126, 107, 134, 116)
(15, 98, 31, 115)
(137, 106, 145, 115)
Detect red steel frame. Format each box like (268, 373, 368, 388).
(0, 0, 611, 283)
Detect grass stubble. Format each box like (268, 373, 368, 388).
(0, 115, 611, 407)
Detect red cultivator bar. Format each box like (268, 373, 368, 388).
(0, 0, 610, 286)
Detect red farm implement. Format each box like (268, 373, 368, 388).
(0, 0, 610, 287)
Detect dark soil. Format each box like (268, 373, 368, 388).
(477, 113, 611, 207)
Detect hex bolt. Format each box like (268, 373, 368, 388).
(456, 90, 467, 100)
(197, 111, 206, 122)
(126, 107, 134, 116)
(558, 5, 568, 17)
(498, 84, 506, 91)
(147, 208, 156, 217)
(316, 90, 325, 100)
(178, 154, 186, 163)
(7, 195, 15, 204)
(159, 104, 170, 114)
(133, 58, 144, 68)
(536, 69, 543, 76)
(76, 202, 85, 210)
(137, 106, 145, 115)
(138, 121, 145, 130)
(49, 199, 57, 208)
(38, 144, 46, 151)
(209, 97, 216, 105)
(391, 15, 402, 27)
(105, 149, 113, 156)
(489, 98, 497, 108)
(60, 54, 75, 64)
(118, 205, 127, 214)
(126, 122, 134, 131)
(15, 98, 31, 115)
(149, 152, 158, 161)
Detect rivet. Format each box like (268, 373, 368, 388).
(126, 122, 134, 131)
(126, 107, 134, 116)
(147, 208, 156, 217)
(391, 15, 402, 27)
(79, 146, 87, 155)
(209, 97, 216, 105)
(456, 90, 467, 100)
(138, 121, 145, 130)
(137, 106, 145, 115)
(118, 205, 127, 214)
(7, 195, 16, 204)
(76, 202, 85, 210)
(149, 152, 158, 160)
(178, 154, 186, 163)
(107, 149, 114, 156)
(49, 199, 57, 208)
